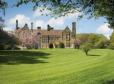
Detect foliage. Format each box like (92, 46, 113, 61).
(88, 34, 99, 45)
(0, 0, 8, 15)
(49, 43, 53, 48)
(88, 34, 107, 48)
(77, 34, 89, 44)
(95, 40, 109, 49)
(59, 42, 65, 48)
(109, 32, 114, 49)
(77, 33, 108, 49)
(26, 44, 32, 49)
(109, 43, 114, 49)
(110, 32, 114, 42)
(0, 29, 20, 50)
(54, 44, 58, 48)
(15, 0, 114, 29)
(81, 42, 93, 55)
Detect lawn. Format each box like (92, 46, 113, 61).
(0, 49, 114, 84)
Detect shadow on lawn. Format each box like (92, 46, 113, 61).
(0, 50, 50, 65)
(87, 54, 101, 56)
(102, 80, 114, 84)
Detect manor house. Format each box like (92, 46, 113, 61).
(15, 20, 77, 48)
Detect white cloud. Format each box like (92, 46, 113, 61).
(4, 14, 31, 31)
(33, 7, 82, 28)
(33, 17, 65, 29)
(9, 14, 31, 27)
(4, 10, 82, 31)
(97, 23, 113, 38)
(46, 12, 82, 28)
(34, 20, 46, 28)
(47, 17, 65, 26)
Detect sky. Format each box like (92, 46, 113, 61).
(2, 0, 113, 38)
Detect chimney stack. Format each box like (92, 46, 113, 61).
(31, 22, 33, 30)
(37, 26, 41, 30)
(16, 20, 19, 30)
(72, 22, 76, 38)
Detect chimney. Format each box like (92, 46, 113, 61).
(16, 19, 19, 30)
(47, 24, 53, 31)
(31, 22, 33, 30)
(47, 24, 50, 31)
(72, 22, 76, 38)
(37, 26, 41, 30)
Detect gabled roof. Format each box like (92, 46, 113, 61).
(63, 26, 71, 32)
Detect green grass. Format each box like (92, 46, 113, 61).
(0, 49, 114, 84)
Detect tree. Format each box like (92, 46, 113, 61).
(15, 0, 114, 29)
(81, 42, 93, 55)
(0, 0, 8, 30)
(77, 33, 108, 49)
(0, 30, 20, 50)
(109, 32, 114, 49)
(0, 0, 7, 15)
(0, 0, 114, 29)
(77, 34, 89, 45)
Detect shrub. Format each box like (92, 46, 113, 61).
(109, 32, 114, 49)
(0, 30, 20, 50)
(95, 40, 105, 49)
(55, 44, 59, 48)
(109, 43, 114, 49)
(49, 43, 53, 49)
(26, 44, 32, 49)
(81, 43, 93, 55)
(59, 42, 65, 48)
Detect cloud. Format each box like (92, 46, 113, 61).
(34, 20, 46, 28)
(97, 23, 113, 38)
(33, 17, 65, 29)
(8, 14, 31, 27)
(46, 12, 82, 28)
(33, 7, 82, 28)
(4, 14, 31, 31)
(5, 10, 82, 31)
(47, 17, 65, 27)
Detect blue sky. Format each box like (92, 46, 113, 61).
(3, 0, 113, 38)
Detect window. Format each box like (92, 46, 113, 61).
(42, 36, 49, 43)
(66, 34, 70, 41)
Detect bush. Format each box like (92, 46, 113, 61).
(59, 42, 65, 48)
(95, 40, 105, 49)
(0, 30, 20, 50)
(55, 44, 59, 48)
(49, 43, 53, 49)
(0, 44, 4, 50)
(109, 43, 114, 49)
(81, 43, 93, 55)
(26, 44, 32, 49)
(109, 32, 114, 49)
